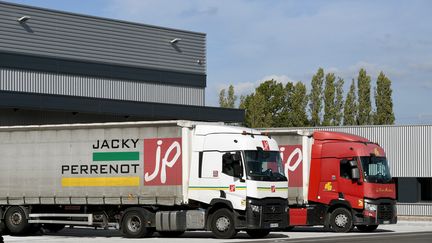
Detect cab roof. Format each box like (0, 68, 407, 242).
(313, 131, 370, 143)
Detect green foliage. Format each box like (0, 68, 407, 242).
(228, 68, 394, 128)
(374, 72, 395, 124)
(289, 82, 309, 127)
(357, 69, 372, 125)
(219, 85, 237, 108)
(334, 77, 345, 126)
(323, 73, 336, 126)
(240, 93, 272, 128)
(343, 79, 357, 125)
(309, 68, 324, 126)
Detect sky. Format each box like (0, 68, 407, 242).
(5, 0, 432, 124)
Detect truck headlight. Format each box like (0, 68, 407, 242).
(250, 204, 261, 213)
(365, 202, 377, 211)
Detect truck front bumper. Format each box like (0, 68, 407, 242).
(246, 197, 288, 229)
(354, 198, 397, 225)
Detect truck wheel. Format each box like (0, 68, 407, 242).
(246, 229, 270, 238)
(356, 225, 378, 232)
(5, 206, 30, 235)
(285, 226, 295, 231)
(122, 210, 154, 238)
(42, 224, 65, 233)
(329, 208, 353, 233)
(210, 208, 237, 239)
(158, 231, 185, 237)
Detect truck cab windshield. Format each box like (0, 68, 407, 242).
(244, 150, 287, 182)
(360, 156, 392, 183)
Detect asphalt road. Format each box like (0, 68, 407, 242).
(2, 221, 432, 242)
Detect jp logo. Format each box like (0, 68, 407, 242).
(280, 146, 302, 175)
(144, 138, 182, 185)
(279, 145, 303, 187)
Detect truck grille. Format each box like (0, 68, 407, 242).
(378, 204, 394, 221)
(262, 205, 283, 222)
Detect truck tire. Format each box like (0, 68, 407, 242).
(285, 226, 295, 231)
(356, 225, 378, 232)
(210, 208, 237, 239)
(5, 206, 30, 235)
(158, 231, 185, 237)
(246, 229, 270, 238)
(122, 210, 154, 238)
(329, 208, 353, 233)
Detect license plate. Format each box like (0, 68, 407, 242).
(270, 223, 278, 228)
(383, 220, 390, 224)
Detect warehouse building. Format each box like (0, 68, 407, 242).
(0, 1, 244, 125)
(296, 125, 432, 217)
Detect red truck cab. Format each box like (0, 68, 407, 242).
(262, 129, 397, 232)
(308, 131, 397, 232)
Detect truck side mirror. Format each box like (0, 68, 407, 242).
(351, 168, 360, 180)
(349, 160, 357, 168)
(231, 153, 241, 162)
(232, 160, 243, 178)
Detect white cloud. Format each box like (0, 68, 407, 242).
(326, 61, 405, 81)
(217, 74, 295, 97)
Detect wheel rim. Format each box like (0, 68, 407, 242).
(215, 216, 230, 232)
(10, 211, 23, 225)
(127, 215, 142, 233)
(334, 214, 348, 227)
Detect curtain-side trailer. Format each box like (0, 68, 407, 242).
(0, 121, 288, 239)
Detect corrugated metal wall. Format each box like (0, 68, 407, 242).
(0, 68, 204, 106)
(0, 2, 206, 74)
(397, 203, 432, 216)
(308, 125, 432, 178)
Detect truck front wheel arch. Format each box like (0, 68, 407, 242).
(206, 200, 234, 229)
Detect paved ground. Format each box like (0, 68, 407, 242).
(2, 221, 432, 242)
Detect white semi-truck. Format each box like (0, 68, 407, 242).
(0, 120, 288, 239)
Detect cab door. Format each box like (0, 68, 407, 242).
(220, 151, 247, 210)
(338, 157, 364, 209)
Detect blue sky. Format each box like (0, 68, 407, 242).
(5, 0, 432, 124)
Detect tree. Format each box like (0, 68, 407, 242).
(290, 82, 309, 127)
(343, 79, 357, 125)
(357, 68, 372, 125)
(323, 73, 336, 126)
(374, 72, 395, 124)
(239, 92, 272, 128)
(309, 68, 324, 126)
(254, 79, 286, 126)
(334, 77, 345, 126)
(219, 85, 237, 108)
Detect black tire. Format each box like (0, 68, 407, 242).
(122, 210, 154, 238)
(210, 208, 237, 239)
(329, 208, 353, 233)
(158, 231, 185, 237)
(246, 229, 270, 238)
(5, 206, 30, 235)
(0, 221, 9, 235)
(42, 224, 65, 233)
(356, 225, 378, 232)
(285, 226, 295, 231)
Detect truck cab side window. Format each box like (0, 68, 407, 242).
(340, 158, 355, 179)
(222, 152, 243, 177)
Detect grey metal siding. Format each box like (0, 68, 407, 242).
(397, 203, 432, 216)
(306, 125, 432, 178)
(0, 2, 206, 74)
(0, 68, 204, 106)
